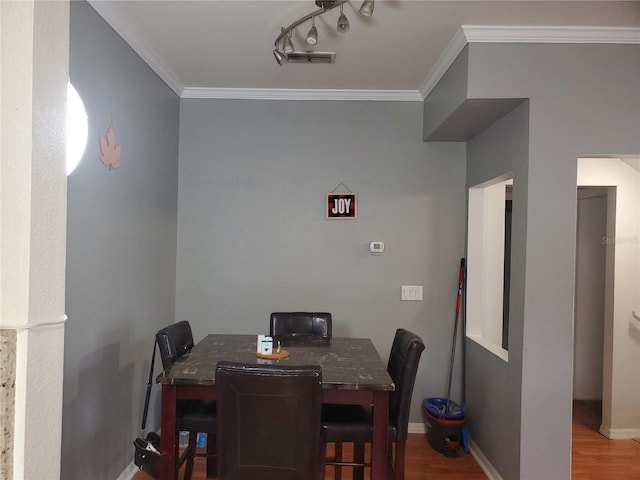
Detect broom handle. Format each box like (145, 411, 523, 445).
(141, 340, 157, 432)
(445, 258, 465, 414)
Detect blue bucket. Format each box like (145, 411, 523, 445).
(423, 397, 465, 420)
(196, 432, 207, 448)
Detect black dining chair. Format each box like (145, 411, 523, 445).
(156, 321, 217, 480)
(269, 311, 332, 346)
(215, 361, 326, 480)
(322, 328, 425, 480)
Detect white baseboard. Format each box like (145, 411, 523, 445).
(408, 421, 426, 434)
(116, 461, 139, 480)
(599, 425, 640, 439)
(469, 438, 504, 480)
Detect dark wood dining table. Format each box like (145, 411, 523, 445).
(158, 334, 395, 480)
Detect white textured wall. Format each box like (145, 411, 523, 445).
(0, 1, 69, 478)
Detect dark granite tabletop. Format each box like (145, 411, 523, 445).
(158, 334, 394, 392)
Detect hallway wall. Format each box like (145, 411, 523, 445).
(574, 192, 607, 401)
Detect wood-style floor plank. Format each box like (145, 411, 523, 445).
(571, 400, 640, 480)
(133, 433, 484, 480)
(132, 401, 640, 480)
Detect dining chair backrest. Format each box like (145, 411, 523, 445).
(155, 321, 217, 480)
(156, 320, 195, 370)
(269, 312, 332, 345)
(387, 328, 425, 442)
(215, 361, 325, 480)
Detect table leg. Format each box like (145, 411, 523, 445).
(160, 384, 178, 480)
(371, 390, 389, 480)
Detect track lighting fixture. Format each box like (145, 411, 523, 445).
(273, 0, 375, 66)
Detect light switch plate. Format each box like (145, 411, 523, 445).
(401, 285, 423, 301)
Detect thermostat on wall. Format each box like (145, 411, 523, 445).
(369, 241, 385, 255)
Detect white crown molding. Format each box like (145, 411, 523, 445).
(418, 27, 469, 100)
(462, 25, 640, 44)
(419, 26, 640, 100)
(181, 87, 422, 102)
(87, 0, 184, 97)
(85, 6, 639, 103)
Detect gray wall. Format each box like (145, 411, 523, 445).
(466, 101, 530, 480)
(176, 99, 468, 424)
(426, 42, 639, 479)
(66, 5, 640, 479)
(574, 193, 606, 400)
(469, 42, 639, 480)
(64, 2, 179, 478)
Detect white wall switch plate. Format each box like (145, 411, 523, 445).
(401, 285, 423, 301)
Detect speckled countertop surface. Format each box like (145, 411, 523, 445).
(1, 330, 16, 479)
(158, 334, 394, 392)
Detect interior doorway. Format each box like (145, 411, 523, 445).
(575, 157, 640, 440)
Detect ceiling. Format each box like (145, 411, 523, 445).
(87, 1, 640, 100)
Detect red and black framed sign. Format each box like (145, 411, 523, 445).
(327, 193, 357, 219)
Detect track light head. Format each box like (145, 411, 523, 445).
(306, 23, 318, 45)
(337, 4, 349, 33)
(282, 32, 295, 53)
(359, 0, 374, 16)
(273, 49, 288, 66)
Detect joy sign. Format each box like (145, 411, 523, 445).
(327, 193, 357, 219)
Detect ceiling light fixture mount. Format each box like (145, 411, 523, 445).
(316, 0, 342, 8)
(272, 0, 374, 66)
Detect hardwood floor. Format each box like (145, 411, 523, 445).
(571, 400, 640, 480)
(133, 402, 640, 480)
(133, 433, 486, 480)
